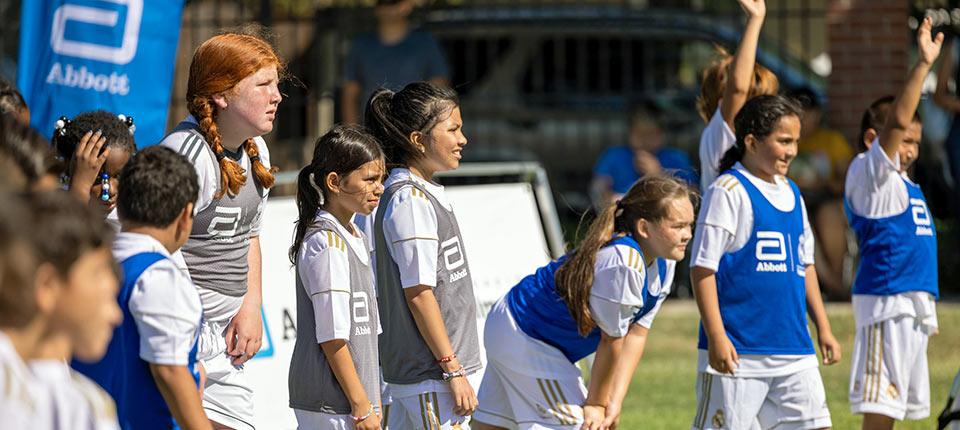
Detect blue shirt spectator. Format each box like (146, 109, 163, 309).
(594, 145, 698, 195)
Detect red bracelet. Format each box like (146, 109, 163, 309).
(436, 353, 457, 364)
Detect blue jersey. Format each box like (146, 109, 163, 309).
(845, 176, 939, 298)
(506, 236, 667, 363)
(72, 252, 200, 430)
(697, 170, 814, 355)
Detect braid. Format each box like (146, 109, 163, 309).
(243, 138, 277, 189)
(190, 98, 246, 198)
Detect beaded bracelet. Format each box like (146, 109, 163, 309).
(436, 353, 457, 364)
(441, 366, 466, 382)
(351, 403, 375, 424)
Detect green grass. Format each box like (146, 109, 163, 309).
(616, 300, 960, 429)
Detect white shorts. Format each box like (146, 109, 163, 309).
(473, 298, 586, 430)
(294, 409, 353, 430)
(199, 318, 255, 430)
(387, 388, 474, 430)
(848, 315, 930, 420)
(691, 368, 832, 430)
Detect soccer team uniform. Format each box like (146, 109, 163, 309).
(160, 117, 271, 430)
(73, 232, 203, 429)
(844, 139, 938, 420)
(690, 164, 831, 430)
(31, 359, 120, 430)
(373, 168, 482, 429)
(698, 107, 737, 191)
(474, 236, 675, 429)
(289, 210, 382, 428)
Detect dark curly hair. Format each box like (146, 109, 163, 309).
(717, 95, 803, 174)
(52, 110, 136, 169)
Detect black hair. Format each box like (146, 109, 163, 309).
(628, 99, 664, 128)
(117, 146, 199, 228)
(364, 81, 459, 168)
(0, 115, 62, 188)
(855, 95, 922, 153)
(52, 110, 136, 168)
(26, 191, 113, 277)
(718, 95, 803, 174)
(289, 125, 384, 264)
(0, 190, 38, 328)
(0, 78, 27, 118)
(788, 87, 821, 110)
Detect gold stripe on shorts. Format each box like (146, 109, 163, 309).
(537, 378, 571, 425)
(550, 379, 579, 425)
(431, 392, 442, 429)
(419, 393, 433, 430)
(696, 373, 714, 429)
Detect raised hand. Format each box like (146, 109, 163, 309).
(917, 15, 944, 66)
(69, 130, 109, 202)
(736, 0, 766, 20)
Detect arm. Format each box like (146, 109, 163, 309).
(720, 0, 767, 128)
(934, 38, 960, 113)
(580, 332, 624, 430)
(691, 266, 738, 374)
(68, 130, 109, 203)
(803, 265, 840, 365)
(602, 324, 649, 430)
(321, 340, 382, 430)
(149, 364, 212, 430)
(404, 286, 477, 416)
(341, 81, 362, 125)
(227, 236, 264, 365)
(879, 16, 943, 161)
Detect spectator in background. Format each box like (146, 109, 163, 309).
(0, 78, 29, 126)
(591, 101, 698, 209)
(340, 0, 450, 125)
(788, 87, 852, 298)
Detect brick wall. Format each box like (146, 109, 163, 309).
(827, 0, 910, 144)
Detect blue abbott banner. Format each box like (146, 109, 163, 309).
(18, 0, 185, 147)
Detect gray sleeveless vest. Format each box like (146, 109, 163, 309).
(288, 218, 381, 414)
(374, 180, 481, 385)
(170, 122, 264, 298)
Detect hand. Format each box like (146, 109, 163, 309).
(580, 404, 606, 430)
(602, 402, 622, 430)
(918, 16, 945, 66)
(69, 130, 109, 201)
(708, 334, 739, 375)
(448, 376, 477, 416)
(633, 150, 662, 176)
(225, 301, 263, 366)
(817, 330, 841, 365)
(353, 404, 382, 430)
(736, 0, 766, 20)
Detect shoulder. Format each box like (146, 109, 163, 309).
(303, 229, 347, 255)
(386, 183, 434, 211)
(252, 136, 271, 167)
(135, 258, 195, 298)
(598, 243, 646, 277)
(161, 129, 214, 172)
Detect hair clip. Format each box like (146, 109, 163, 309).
(99, 173, 111, 202)
(54, 116, 70, 137)
(308, 172, 325, 205)
(117, 114, 135, 135)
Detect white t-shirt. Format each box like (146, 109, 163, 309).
(112, 233, 203, 366)
(845, 140, 938, 331)
(297, 210, 381, 344)
(378, 168, 453, 288)
(159, 115, 271, 236)
(589, 244, 676, 336)
(699, 107, 737, 191)
(691, 164, 818, 377)
(30, 360, 119, 430)
(0, 332, 52, 429)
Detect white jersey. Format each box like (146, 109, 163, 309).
(691, 163, 818, 377)
(376, 168, 453, 288)
(590, 244, 676, 335)
(0, 332, 52, 429)
(845, 140, 938, 330)
(31, 360, 119, 430)
(112, 233, 203, 365)
(699, 107, 737, 191)
(296, 210, 381, 344)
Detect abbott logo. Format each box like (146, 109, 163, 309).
(207, 206, 242, 237)
(51, 0, 143, 65)
(755, 231, 788, 273)
(441, 237, 465, 271)
(911, 198, 934, 236)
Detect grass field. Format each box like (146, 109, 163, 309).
(616, 300, 960, 429)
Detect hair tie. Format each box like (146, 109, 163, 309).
(250, 155, 261, 163)
(117, 114, 135, 135)
(54, 116, 70, 137)
(308, 172, 325, 205)
(614, 199, 625, 217)
(214, 151, 226, 161)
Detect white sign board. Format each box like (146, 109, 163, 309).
(247, 182, 555, 428)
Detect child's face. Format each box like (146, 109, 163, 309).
(629, 119, 664, 152)
(52, 247, 121, 362)
(419, 106, 467, 174)
(88, 148, 131, 215)
(636, 196, 695, 261)
(336, 159, 385, 216)
(898, 121, 922, 172)
(747, 115, 800, 179)
(219, 66, 282, 140)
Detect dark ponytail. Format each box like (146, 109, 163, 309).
(555, 175, 697, 336)
(716, 94, 803, 175)
(289, 125, 384, 264)
(363, 82, 459, 168)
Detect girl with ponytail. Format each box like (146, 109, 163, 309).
(689, 94, 840, 430)
(288, 125, 386, 430)
(158, 25, 283, 430)
(471, 176, 695, 430)
(364, 81, 482, 429)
